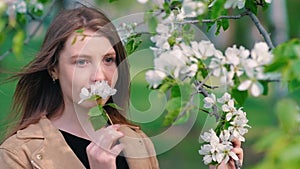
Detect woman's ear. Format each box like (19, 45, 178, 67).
(48, 67, 59, 81)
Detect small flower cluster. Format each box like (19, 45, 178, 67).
(224, 0, 272, 9)
(178, 0, 206, 20)
(146, 40, 279, 97)
(199, 129, 239, 165)
(136, 0, 272, 10)
(204, 92, 250, 142)
(78, 81, 117, 104)
(5, 0, 44, 16)
(199, 92, 250, 165)
(117, 22, 138, 43)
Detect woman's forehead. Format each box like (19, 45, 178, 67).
(64, 31, 115, 56)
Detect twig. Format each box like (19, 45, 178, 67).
(195, 80, 220, 121)
(0, 0, 57, 61)
(175, 12, 248, 25)
(174, 93, 195, 122)
(246, 9, 275, 49)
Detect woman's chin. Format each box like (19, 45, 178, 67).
(76, 101, 97, 109)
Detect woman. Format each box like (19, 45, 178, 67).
(0, 6, 242, 169)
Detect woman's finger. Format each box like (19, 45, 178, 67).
(94, 125, 124, 150)
(231, 138, 241, 148)
(232, 147, 243, 166)
(110, 143, 124, 156)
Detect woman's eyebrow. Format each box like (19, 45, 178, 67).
(104, 51, 116, 56)
(70, 54, 93, 60)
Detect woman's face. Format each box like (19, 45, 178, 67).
(53, 29, 118, 110)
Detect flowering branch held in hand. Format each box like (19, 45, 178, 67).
(78, 81, 117, 130)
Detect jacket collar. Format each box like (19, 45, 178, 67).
(16, 116, 85, 169)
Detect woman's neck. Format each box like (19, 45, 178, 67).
(50, 103, 91, 140)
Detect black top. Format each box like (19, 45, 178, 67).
(60, 130, 129, 169)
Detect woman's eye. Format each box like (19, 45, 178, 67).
(75, 59, 89, 66)
(103, 56, 116, 65)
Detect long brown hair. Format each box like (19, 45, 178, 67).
(8, 7, 133, 136)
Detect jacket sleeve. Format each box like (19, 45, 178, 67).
(0, 148, 28, 169)
(118, 125, 160, 169)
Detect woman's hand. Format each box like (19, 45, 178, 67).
(86, 124, 124, 169)
(209, 139, 243, 169)
(226, 138, 243, 169)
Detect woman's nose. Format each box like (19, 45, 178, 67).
(91, 65, 105, 82)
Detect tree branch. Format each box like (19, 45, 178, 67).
(0, 0, 57, 61)
(175, 12, 248, 25)
(246, 9, 275, 49)
(176, 9, 275, 51)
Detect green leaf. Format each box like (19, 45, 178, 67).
(88, 106, 108, 130)
(71, 36, 77, 45)
(215, 20, 222, 35)
(163, 97, 182, 126)
(88, 106, 104, 117)
(12, 30, 25, 57)
(272, 39, 300, 60)
(276, 99, 299, 133)
(173, 111, 190, 125)
(245, 0, 258, 15)
(264, 56, 288, 72)
(38, 0, 50, 3)
(16, 13, 27, 25)
(89, 115, 108, 131)
(259, 80, 269, 95)
(158, 78, 174, 93)
(163, 2, 171, 15)
(171, 82, 193, 102)
(108, 0, 118, 2)
(166, 97, 182, 112)
(209, 0, 226, 19)
(231, 87, 248, 107)
(125, 34, 142, 55)
(75, 29, 84, 33)
(292, 60, 300, 81)
(221, 18, 229, 31)
(170, 0, 182, 8)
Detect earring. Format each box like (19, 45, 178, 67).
(50, 74, 57, 82)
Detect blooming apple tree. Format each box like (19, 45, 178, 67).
(123, 0, 299, 168)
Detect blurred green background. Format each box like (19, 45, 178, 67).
(1, 0, 300, 168)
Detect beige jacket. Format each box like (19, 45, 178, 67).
(0, 117, 159, 169)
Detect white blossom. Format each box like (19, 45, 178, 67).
(217, 92, 231, 104)
(191, 40, 216, 60)
(204, 93, 216, 109)
(251, 42, 273, 66)
(208, 50, 227, 77)
(78, 81, 117, 104)
(225, 45, 249, 66)
(265, 0, 272, 3)
(224, 0, 246, 9)
(137, 0, 148, 4)
(181, 0, 206, 18)
(238, 79, 264, 97)
(222, 99, 236, 113)
(145, 70, 166, 88)
(154, 48, 189, 78)
(199, 129, 240, 165)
